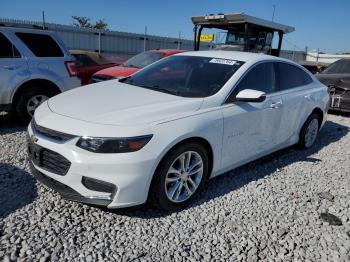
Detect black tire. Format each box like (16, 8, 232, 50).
(298, 113, 320, 149)
(149, 142, 209, 212)
(15, 87, 57, 124)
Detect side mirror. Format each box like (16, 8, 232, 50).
(235, 89, 266, 103)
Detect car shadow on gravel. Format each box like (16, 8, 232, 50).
(105, 120, 349, 218)
(328, 110, 350, 117)
(0, 112, 26, 135)
(0, 163, 37, 219)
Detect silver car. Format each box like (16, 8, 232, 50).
(0, 26, 80, 122)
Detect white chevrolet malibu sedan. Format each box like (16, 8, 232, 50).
(28, 51, 329, 211)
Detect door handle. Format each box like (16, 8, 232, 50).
(3, 65, 20, 70)
(269, 101, 282, 109)
(304, 94, 312, 101)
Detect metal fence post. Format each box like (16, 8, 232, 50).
(98, 31, 101, 54)
(144, 26, 147, 51)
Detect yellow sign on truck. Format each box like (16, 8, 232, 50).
(200, 34, 214, 42)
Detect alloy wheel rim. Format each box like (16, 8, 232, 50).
(26, 95, 49, 116)
(305, 118, 319, 148)
(165, 151, 204, 203)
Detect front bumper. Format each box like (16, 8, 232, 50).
(28, 124, 158, 209)
(29, 162, 114, 206)
(329, 95, 350, 113)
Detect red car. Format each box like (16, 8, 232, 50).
(91, 49, 187, 82)
(70, 50, 122, 85)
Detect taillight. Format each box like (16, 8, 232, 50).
(65, 61, 77, 77)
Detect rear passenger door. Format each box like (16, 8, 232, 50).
(274, 62, 315, 144)
(0, 32, 29, 105)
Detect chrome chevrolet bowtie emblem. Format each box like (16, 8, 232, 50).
(30, 135, 38, 143)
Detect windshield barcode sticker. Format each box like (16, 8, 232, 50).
(209, 58, 237, 65)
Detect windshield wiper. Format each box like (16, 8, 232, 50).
(119, 76, 133, 84)
(123, 64, 139, 68)
(139, 85, 179, 96)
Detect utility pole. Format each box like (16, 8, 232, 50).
(178, 31, 181, 50)
(272, 5, 276, 22)
(144, 26, 147, 51)
(42, 10, 46, 29)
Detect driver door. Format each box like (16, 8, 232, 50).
(221, 62, 283, 170)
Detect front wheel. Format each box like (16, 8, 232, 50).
(16, 88, 55, 124)
(298, 113, 320, 149)
(149, 142, 209, 211)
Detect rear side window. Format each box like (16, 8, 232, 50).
(322, 59, 350, 74)
(275, 62, 313, 90)
(72, 54, 97, 68)
(0, 32, 21, 58)
(234, 62, 276, 94)
(15, 33, 64, 57)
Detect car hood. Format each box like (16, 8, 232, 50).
(316, 74, 350, 88)
(47, 80, 203, 126)
(94, 66, 139, 78)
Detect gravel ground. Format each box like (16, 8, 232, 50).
(0, 112, 350, 261)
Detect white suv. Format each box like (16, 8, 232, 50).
(0, 26, 80, 122)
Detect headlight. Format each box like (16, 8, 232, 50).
(76, 135, 153, 153)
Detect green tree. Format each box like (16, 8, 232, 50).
(72, 16, 108, 30)
(94, 19, 108, 30)
(72, 16, 92, 28)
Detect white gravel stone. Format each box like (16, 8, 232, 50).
(0, 112, 350, 261)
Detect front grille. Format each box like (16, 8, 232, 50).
(31, 120, 75, 142)
(28, 143, 71, 176)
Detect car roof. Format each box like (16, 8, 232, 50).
(147, 49, 188, 55)
(0, 26, 56, 35)
(174, 50, 287, 63)
(191, 12, 295, 34)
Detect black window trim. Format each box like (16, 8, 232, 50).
(0, 32, 22, 59)
(224, 60, 277, 104)
(224, 60, 314, 104)
(14, 32, 64, 58)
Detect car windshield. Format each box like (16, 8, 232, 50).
(322, 59, 350, 74)
(120, 55, 244, 98)
(226, 31, 246, 45)
(122, 52, 165, 68)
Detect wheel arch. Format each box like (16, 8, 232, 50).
(12, 79, 61, 107)
(311, 107, 324, 129)
(147, 136, 214, 200)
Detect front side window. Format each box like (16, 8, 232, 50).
(275, 62, 313, 90)
(15, 33, 64, 57)
(229, 62, 276, 101)
(322, 59, 350, 74)
(121, 56, 244, 98)
(122, 52, 165, 69)
(0, 32, 21, 58)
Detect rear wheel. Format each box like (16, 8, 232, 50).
(298, 113, 320, 149)
(16, 87, 57, 124)
(149, 142, 209, 211)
